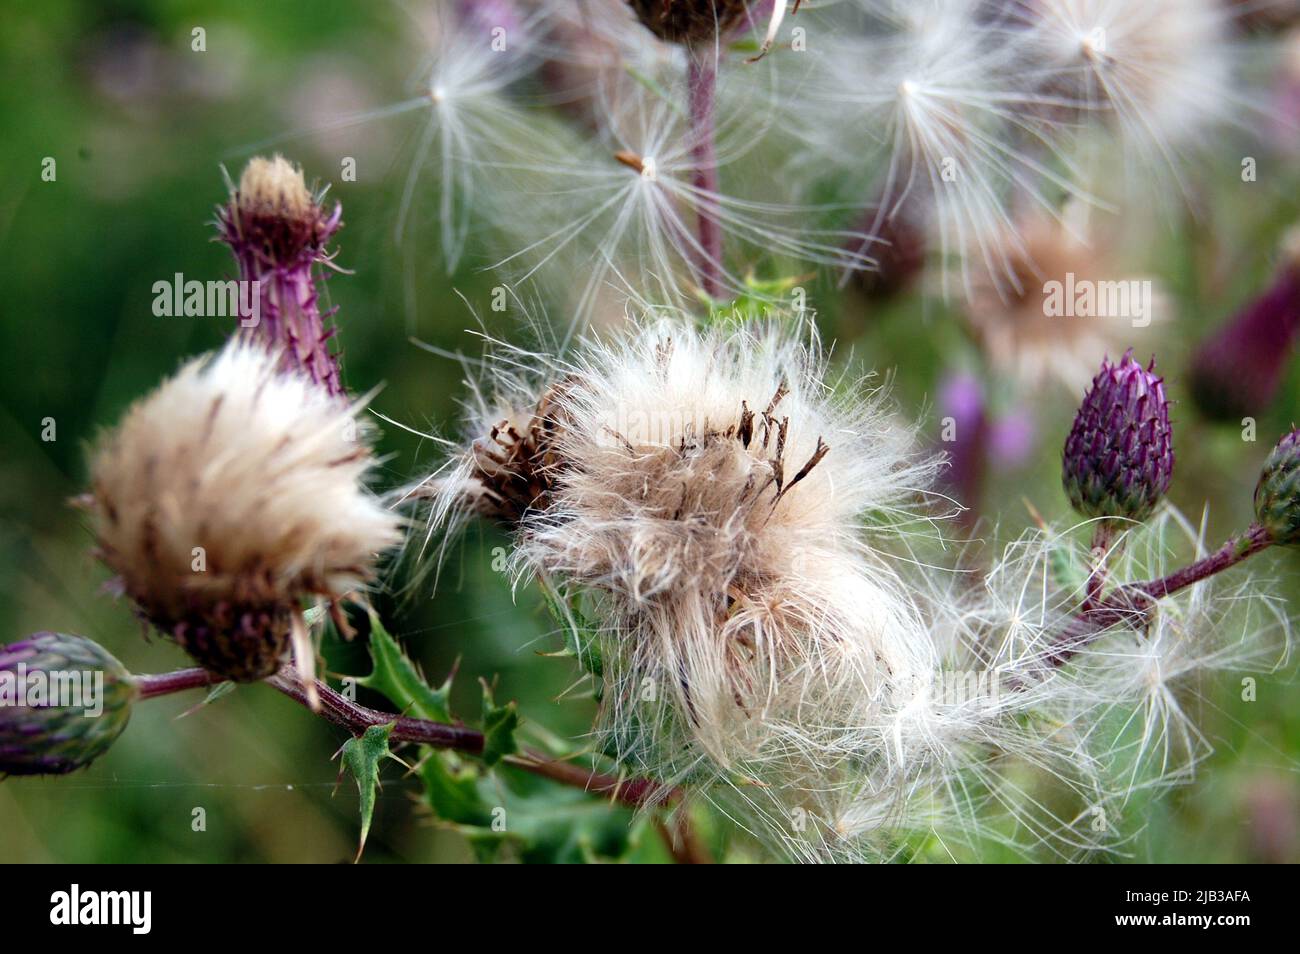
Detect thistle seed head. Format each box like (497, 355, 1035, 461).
(430, 319, 941, 792)
(88, 341, 401, 681)
(1062, 350, 1173, 522)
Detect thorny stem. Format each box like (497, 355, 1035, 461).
(1042, 522, 1275, 671)
(263, 669, 485, 751)
(687, 50, 724, 299)
(133, 664, 705, 859)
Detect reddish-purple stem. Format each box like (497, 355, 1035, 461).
(1135, 522, 1273, 600)
(1042, 523, 1275, 672)
(134, 667, 222, 700)
(132, 665, 671, 810)
(687, 51, 724, 299)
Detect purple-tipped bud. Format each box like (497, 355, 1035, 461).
(0, 633, 135, 776)
(1189, 235, 1300, 421)
(216, 155, 346, 398)
(1062, 351, 1174, 522)
(1255, 428, 1300, 545)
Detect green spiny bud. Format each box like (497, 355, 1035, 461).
(0, 632, 136, 776)
(1255, 428, 1300, 545)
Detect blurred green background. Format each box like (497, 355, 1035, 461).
(1, 0, 1298, 862)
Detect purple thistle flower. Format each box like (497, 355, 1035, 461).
(0, 633, 135, 776)
(1189, 241, 1300, 422)
(1062, 350, 1174, 523)
(216, 155, 346, 398)
(1255, 427, 1300, 545)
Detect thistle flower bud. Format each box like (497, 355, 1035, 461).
(1255, 428, 1300, 545)
(217, 155, 346, 398)
(1062, 351, 1173, 522)
(626, 0, 752, 45)
(1189, 230, 1300, 421)
(0, 632, 135, 776)
(88, 342, 402, 681)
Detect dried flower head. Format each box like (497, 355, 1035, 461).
(218, 155, 341, 273)
(625, 0, 753, 46)
(422, 317, 963, 846)
(1062, 350, 1173, 522)
(88, 342, 401, 681)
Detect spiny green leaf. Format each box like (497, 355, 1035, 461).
(358, 611, 453, 723)
(338, 721, 399, 862)
(540, 586, 604, 679)
(480, 680, 519, 768)
(446, 766, 652, 864)
(420, 751, 493, 828)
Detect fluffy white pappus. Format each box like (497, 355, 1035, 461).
(90, 341, 401, 679)
(510, 321, 1032, 850)
(490, 60, 874, 334)
(291, 2, 573, 279)
(396, 3, 579, 274)
(949, 506, 1294, 855)
(797, 0, 1093, 298)
(1046, 508, 1292, 799)
(1022, 0, 1249, 197)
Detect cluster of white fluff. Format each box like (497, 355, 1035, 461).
(305, 2, 871, 327)
(789, 0, 1265, 292)
(91, 342, 402, 681)
(420, 314, 1289, 860)
(302, 0, 1279, 364)
(1026, 0, 1238, 191)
